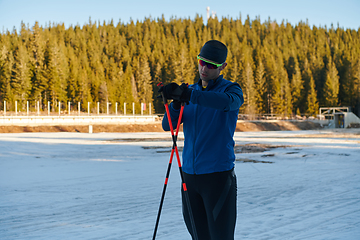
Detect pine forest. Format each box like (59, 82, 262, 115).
(0, 15, 360, 116)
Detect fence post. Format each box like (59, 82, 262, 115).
(88, 102, 90, 116)
(15, 101, 17, 115)
(149, 103, 152, 115)
(59, 101, 61, 116)
(124, 102, 126, 115)
(37, 101, 40, 116)
(4, 101, 6, 116)
(97, 102, 100, 115)
(141, 103, 143, 115)
(115, 102, 118, 115)
(78, 102, 80, 116)
(107, 102, 109, 115)
(48, 101, 50, 115)
(27, 101, 29, 116)
(133, 102, 135, 115)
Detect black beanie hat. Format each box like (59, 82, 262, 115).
(198, 40, 228, 64)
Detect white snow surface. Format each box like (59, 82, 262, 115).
(1, 129, 360, 240)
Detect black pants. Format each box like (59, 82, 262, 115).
(182, 169, 237, 240)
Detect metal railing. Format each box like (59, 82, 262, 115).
(1, 101, 153, 117)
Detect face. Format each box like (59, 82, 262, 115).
(198, 57, 227, 82)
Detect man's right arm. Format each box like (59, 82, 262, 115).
(161, 102, 181, 131)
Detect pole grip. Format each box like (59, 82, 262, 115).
(157, 82, 167, 104)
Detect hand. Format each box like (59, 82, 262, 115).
(158, 83, 182, 101)
(178, 83, 192, 104)
(158, 82, 193, 103)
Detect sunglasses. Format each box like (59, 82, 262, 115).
(197, 56, 223, 69)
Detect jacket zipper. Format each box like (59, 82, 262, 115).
(193, 103, 198, 174)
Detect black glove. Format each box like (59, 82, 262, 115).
(178, 83, 192, 104)
(158, 83, 182, 101)
(158, 82, 193, 103)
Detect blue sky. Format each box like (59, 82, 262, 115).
(0, 0, 359, 33)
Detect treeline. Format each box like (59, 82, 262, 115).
(0, 15, 360, 115)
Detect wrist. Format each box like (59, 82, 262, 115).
(181, 88, 192, 103)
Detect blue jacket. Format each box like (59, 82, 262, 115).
(162, 75, 244, 175)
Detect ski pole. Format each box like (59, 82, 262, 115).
(171, 104, 199, 240)
(152, 83, 181, 239)
(153, 83, 198, 240)
(152, 83, 180, 239)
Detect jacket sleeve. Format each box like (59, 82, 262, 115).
(161, 102, 181, 131)
(190, 83, 244, 111)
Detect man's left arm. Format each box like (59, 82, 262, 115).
(190, 83, 244, 111)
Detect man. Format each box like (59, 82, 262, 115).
(159, 40, 244, 240)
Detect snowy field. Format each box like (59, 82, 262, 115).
(0, 129, 359, 240)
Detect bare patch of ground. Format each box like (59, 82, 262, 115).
(142, 146, 183, 153)
(234, 143, 289, 153)
(236, 158, 274, 164)
(235, 121, 322, 131)
(0, 120, 323, 133)
(0, 124, 165, 133)
(296, 128, 360, 139)
(234, 143, 293, 164)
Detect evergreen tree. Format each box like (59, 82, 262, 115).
(301, 54, 319, 116)
(0, 16, 359, 116)
(281, 67, 292, 117)
(29, 21, 47, 105)
(0, 44, 14, 104)
(254, 56, 267, 114)
(67, 47, 80, 103)
(350, 59, 360, 116)
(271, 54, 286, 115)
(229, 55, 240, 84)
(323, 57, 340, 106)
(306, 76, 319, 116)
(122, 64, 135, 111)
(135, 55, 152, 103)
(290, 59, 303, 114)
(242, 60, 256, 116)
(301, 58, 312, 113)
(45, 36, 68, 105)
(11, 43, 32, 110)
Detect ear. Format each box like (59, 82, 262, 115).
(219, 62, 227, 71)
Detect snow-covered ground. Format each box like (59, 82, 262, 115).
(0, 129, 359, 240)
